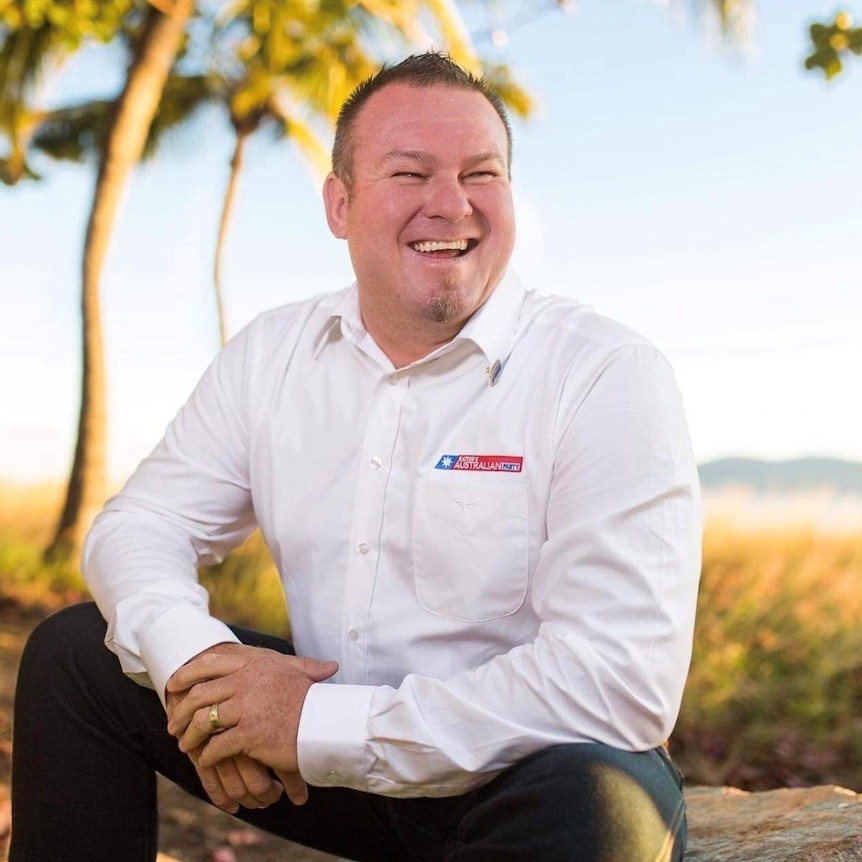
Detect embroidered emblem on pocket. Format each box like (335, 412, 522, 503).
(434, 454, 523, 473)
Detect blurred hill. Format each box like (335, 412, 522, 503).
(698, 457, 862, 494)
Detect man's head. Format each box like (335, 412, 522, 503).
(323, 53, 516, 365)
(332, 52, 513, 193)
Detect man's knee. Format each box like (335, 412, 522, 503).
(18, 602, 110, 691)
(454, 744, 686, 861)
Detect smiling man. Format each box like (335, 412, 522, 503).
(11, 54, 701, 862)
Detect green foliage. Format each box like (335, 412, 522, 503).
(0, 533, 88, 609)
(0, 0, 133, 47)
(0, 0, 133, 184)
(0, 526, 288, 634)
(805, 11, 862, 79)
(29, 72, 217, 164)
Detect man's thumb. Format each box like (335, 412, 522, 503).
(301, 657, 339, 681)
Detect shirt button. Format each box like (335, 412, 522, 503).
(388, 375, 399, 385)
(369, 456, 382, 469)
(325, 770, 341, 784)
(347, 628, 359, 642)
(358, 542, 370, 555)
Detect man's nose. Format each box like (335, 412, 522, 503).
(422, 177, 473, 221)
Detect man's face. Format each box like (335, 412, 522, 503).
(324, 83, 515, 341)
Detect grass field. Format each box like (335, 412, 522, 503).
(2, 481, 860, 792)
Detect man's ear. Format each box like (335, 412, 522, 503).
(323, 172, 349, 239)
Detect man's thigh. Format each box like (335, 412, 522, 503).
(383, 743, 686, 862)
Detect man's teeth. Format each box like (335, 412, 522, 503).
(412, 240, 469, 253)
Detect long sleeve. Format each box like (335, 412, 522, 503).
(82, 328, 258, 702)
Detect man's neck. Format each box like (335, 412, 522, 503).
(366, 319, 461, 369)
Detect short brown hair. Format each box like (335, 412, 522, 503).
(331, 52, 513, 191)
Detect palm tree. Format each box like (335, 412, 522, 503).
(45, 0, 196, 561)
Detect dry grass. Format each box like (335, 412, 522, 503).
(672, 518, 862, 790)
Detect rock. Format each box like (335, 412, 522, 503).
(685, 784, 862, 861)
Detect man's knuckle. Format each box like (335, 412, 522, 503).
(245, 772, 272, 797)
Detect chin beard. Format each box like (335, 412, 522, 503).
(426, 276, 464, 323)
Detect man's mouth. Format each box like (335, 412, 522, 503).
(409, 239, 475, 257)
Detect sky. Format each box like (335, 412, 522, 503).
(1, 0, 861, 485)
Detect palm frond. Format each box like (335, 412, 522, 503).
(482, 62, 535, 120)
(421, 0, 481, 74)
(272, 105, 331, 179)
(0, 24, 61, 105)
(29, 98, 111, 162)
(143, 71, 219, 157)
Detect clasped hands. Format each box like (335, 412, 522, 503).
(165, 642, 337, 812)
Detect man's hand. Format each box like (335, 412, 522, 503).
(166, 675, 284, 813)
(166, 643, 338, 806)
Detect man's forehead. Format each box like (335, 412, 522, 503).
(353, 83, 508, 154)
(359, 82, 501, 126)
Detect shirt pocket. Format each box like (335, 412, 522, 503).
(412, 478, 529, 622)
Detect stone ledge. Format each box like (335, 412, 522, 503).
(149, 784, 862, 862)
(685, 784, 862, 861)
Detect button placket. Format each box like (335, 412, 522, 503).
(341, 372, 408, 679)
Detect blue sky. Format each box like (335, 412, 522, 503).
(1, 0, 860, 484)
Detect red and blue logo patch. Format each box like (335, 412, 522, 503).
(434, 454, 523, 473)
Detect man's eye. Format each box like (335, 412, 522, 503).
(394, 171, 423, 179)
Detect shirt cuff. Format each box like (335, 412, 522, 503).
(138, 603, 240, 707)
(297, 682, 376, 791)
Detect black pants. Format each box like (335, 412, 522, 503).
(11, 603, 687, 861)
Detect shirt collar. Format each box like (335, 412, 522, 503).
(311, 270, 526, 369)
(453, 269, 525, 367)
(311, 286, 364, 360)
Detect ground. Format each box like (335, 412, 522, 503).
(0, 601, 340, 862)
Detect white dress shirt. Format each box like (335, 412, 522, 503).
(83, 271, 702, 798)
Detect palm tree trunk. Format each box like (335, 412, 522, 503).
(213, 127, 251, 347)
(45, 0, 195, 562)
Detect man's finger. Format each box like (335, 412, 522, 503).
(214, 756, 278, 809)
(167, 650, 248, 693)
(187, 748, 239, 814)
(234, 755, 284, 808)
(167, 680, 234, 737)
(276, 769, 309, 806)
(197, 727, 243, 768)
(177, 700, 233, 752)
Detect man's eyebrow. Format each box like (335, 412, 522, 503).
(463, 151, 507, 170)
(381, 149, 506, 169)
(382, 149, 432, 165)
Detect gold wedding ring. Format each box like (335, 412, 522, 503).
(208, 703, 224, 733)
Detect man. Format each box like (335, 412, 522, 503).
(11, 53, 701, 861)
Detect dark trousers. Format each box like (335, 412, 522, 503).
(11, 603, 687, 861)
